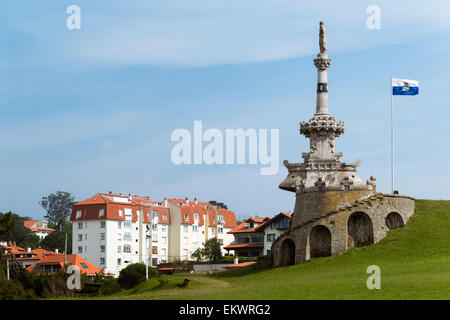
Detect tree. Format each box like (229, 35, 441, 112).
(203, 238, 223, 263)
(193, 238, 223, 263)
(39, 191, 75, 230)
(0, 213, 40, 249)
(117, 263, 148, 289)
(0, 212, 15, 236)
(41, 231, 72, 254)
(209, 201, 228, 210)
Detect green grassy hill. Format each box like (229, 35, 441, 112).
(107, 199, 450, 300)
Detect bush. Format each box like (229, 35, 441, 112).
(117, 263, 147, 289)
(99, 277, 121, 296)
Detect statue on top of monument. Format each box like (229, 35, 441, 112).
(318, 21, 327, 57)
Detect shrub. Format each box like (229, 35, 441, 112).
(117, 263, 147, 289)
(99, 277, 121, 296)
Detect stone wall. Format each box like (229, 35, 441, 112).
(272, 193, 415, 267)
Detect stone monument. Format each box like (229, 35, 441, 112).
(272, 22, 415, 267)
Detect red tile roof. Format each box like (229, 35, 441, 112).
(223, 243, 264, 249)
(227, 217, 271, 234)
(26, 254, 101, 275)
(223, 261, 256, 269)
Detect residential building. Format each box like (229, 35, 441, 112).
(258, 212, 291, 256)
(224, 217, 270, 257)
(167, 198, 236, 260)
(70, 193, 237, 276)
(23, 220, 55, 240)
(26, 253, 101, 276)
(225, 213, 292, 257)
(1, 242, 63, 268)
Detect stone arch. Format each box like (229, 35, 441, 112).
(279, 238, 296, 266)
(309, 225, 331, 258)
(347, 212, 374, 248)
(386, 212, 404, 230)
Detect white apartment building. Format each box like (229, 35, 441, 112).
(71, 193, 237, 276)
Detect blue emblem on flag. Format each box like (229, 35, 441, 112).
(392, 78, 419, 96)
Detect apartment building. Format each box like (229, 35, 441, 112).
(70, 193, 237, 276)
(167, 198, 236, 260)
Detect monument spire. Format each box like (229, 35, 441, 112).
(314, 21, 331, 115)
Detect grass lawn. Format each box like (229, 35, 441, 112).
(100, 199, 450, 300)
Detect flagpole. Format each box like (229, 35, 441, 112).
(391, 77, 394, 194)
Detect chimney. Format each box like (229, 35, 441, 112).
(194, 198, 198, 205)
(109, 191, 112, 194)
(27, 247, 31, 252)
(163, 197, 168, 207)
(55, 249, 59, 253)
(128, 194, 132, 202)
(185, 197, 189, 204)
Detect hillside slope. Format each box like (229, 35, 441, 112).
(111, 199, 450, 300)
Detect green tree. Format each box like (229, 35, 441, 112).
(203, 237, 223, 263)
(41, 231, 72, 254)
(0, 212, 15, 236)
(191, 248, 204, 262)
(209, 201, 228, 209)
(39, 191, 75, 231)
(0, 213, 40, 248)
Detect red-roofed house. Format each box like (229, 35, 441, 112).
(26, 253, 102, 276)
(224, 213, 292, 257)
(224, 217, 271, 257)
(23, 220, 55, 240)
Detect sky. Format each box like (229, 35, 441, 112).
(1, 0, 450, 221)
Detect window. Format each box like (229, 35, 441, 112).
(266, 250, 271, 256)
(152, 258, 158, 266)
(161, 248, 166, 256)
(118, 209, 123, 217)
(152, 224, 158, 231)
(184, 214, 189, 221)
(76, 210, 82, 219)
(100, 245, 105, 253)
(183, 237, 188, 245)
(218, 226, 223, 234)
(192, 225, 198, 232)
(123, 244, 131, 253)
(252, 236, 263, 243)
(117, 246, 121, 253)
(124, 208, 132, 217)
(274, 217, 290, 230)
(117, 233, 122, 241)
(80, 263, 88, 269)
(183, 249, 188, 257)
(194, 213, 199, 221)
(161, 226, 166, 232)
(85, 234, 87, 240)
(100, 233, 105, 241)
(152, 234, 158, 242)
(78, 222, 83, 229)
(118, 221, 122, 228)
(218, 215, 224, 224)
(153, 211, 158, 218)
(100, 258, 105, 265)
(99, 209, 105, 217)
(100, 221, 105, 228)
(123, 221, 131, 229)
(163, 213, 167, 220)
(161, 236, 166, 244)
(117, 258, 121, 265)
(78, 246, 82, 253)
(77, 234, 82, 241)
(152, 246, 158, 254)
(267, 234, 275, 242)
(85, 246, 87, 252)
(183, 225, 188, 232)
(124, 232, 131, 240)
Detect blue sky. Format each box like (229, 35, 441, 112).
(1, 1, 449, 220)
